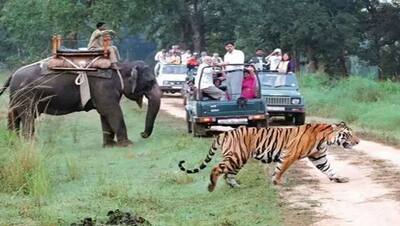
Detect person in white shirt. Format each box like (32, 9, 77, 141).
(211, 52, 223, 64)
(199, 51, 208, 64)
(154, 49, 166, 62)
(181, 50, 191, 65)
(265, 48, 282, 71)
(154, 49, 166, 75)
(222, 41, 245, 100)
(248, 48, 267, 71)
(196, 56, 226, 100)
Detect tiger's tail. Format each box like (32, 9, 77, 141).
(178, 132, 226, 174)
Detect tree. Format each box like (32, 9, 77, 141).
(359, 0, 400, 78)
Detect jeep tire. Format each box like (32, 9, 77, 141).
(294, 113, 306, 125)
(186, 111, 192, 133)
(192, 123, 207, 137)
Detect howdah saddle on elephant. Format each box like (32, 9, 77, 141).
(0, 34, 161, 147)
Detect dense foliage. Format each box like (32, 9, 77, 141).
(0, 0, 399, 77)
(300, 74, 400, 144)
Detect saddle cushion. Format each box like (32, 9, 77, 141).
(47, 56, 111, 69)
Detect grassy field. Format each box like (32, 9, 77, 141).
(299, 74, 400, 145)
(0, 74, 282, 226)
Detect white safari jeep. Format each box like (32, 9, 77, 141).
(155, 63, 187, 95)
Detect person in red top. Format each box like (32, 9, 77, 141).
(241, 66, 257, 99)
(186, 55, 199, 70)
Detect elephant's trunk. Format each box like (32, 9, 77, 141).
(141, 83, 161, 138)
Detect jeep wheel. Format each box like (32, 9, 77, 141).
(249, 120, 268, 128)
(192, 123, 207, 137)
(285, 115, 294, 124)
(186, 111, 192, 133)
(256, 120, 268, 128)
(294, 113, 306, 125)
(183, 96, 188, 106)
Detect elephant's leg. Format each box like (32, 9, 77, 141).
(100, 115, 116, 147)
(101, 106, 132, 147)
(20, 112, 35, 140)
(7, 109, 21, 133)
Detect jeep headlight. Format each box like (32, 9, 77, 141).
(291, 98, 300, 105)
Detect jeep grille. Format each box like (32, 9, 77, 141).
(266, 96, 291, 105)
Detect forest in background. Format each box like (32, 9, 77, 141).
(0, 0, 399, 78)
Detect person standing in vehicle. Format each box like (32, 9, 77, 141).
(222, 41, 245, 100)
(248, 48, 267, 71)
(88, 22, 120, 70)
(154, 49, 166, 62)
(154, 49, 166, 75)
(211, 53, 223, 64)
(199, 51, 208, 64)
(265, 48, 282, 71)
(181, 50, 191, 65)
(196, 56, 226, 100)
(169, 51, 181, 64)
(277, 52, 296, 74)
(241, 66, 257, 99)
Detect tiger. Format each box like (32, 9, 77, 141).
(178, 122, 360, 192)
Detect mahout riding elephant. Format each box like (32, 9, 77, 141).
(0, 60, 161, 147)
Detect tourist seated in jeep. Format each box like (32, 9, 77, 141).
(195, 56, 226, 100)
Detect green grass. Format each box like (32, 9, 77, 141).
(299, 74, 400, 145)
(0, 83, 281, 226)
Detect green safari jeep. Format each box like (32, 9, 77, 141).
(259, 71, 305, 125)
(185, 64, 269, 137)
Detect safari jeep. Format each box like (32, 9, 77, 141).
(259, 71, 305, 125)
(185, 64, 268, 137)
(155, 63, 187, 95)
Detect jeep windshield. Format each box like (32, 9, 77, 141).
(161, 65, 187, 74)
(259, 72, 298, 88)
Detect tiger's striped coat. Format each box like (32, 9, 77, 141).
(179, 123, 359, 192)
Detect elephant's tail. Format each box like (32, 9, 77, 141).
(0, 75, 11, 96)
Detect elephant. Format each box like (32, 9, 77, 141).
(0, 60, 161, 147)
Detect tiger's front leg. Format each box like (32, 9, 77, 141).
(308, 152, 349, 183)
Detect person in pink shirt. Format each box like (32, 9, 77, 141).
(241, 66, 257, 99)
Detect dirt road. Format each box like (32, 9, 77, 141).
(159, 95, 400, 226)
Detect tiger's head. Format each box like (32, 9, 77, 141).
(329, 122, 360, 149)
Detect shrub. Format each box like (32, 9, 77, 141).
(0, 130, 52, 198)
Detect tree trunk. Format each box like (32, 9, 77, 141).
(185, 0, 204, 52)
(306, 47, 318, 73)
(338, 54, 348, 77)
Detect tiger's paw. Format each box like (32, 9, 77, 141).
(225, 178, 241, 188)
(272, 177, 282, 185)
(227, 182, 241, 188)
(331, 177, 349, 183)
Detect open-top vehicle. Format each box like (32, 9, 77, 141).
(259, 71, 305, 125)
(185, 64, 268, 137)
(155, 63, 187, 95)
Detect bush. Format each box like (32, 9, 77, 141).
(0, 131, 52, 198)
(299, 74, 400, 144)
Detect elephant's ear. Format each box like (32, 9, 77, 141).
(129, 67, 144, 108)
(129, 67, 138, 94)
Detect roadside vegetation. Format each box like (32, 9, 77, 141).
(0, 80, 281, 225)
(300, 74, 400, 145)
